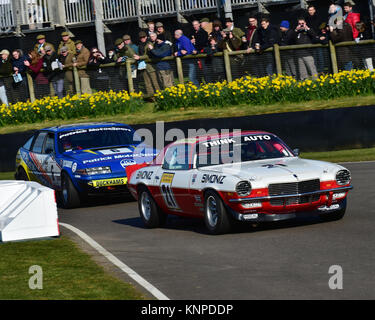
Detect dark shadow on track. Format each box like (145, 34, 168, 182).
(113, 213, 334, 235)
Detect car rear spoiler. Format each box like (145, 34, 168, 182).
(126, 163, 149, 182)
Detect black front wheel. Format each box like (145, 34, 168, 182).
(204, 190, 233, 235)
(138, 187, 167, 228)
(60, 172, 81, 209)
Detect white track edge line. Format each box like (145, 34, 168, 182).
(59, 222, 170, 300)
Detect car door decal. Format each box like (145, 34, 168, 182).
(160, 173, 179, 210)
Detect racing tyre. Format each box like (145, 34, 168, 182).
(138, 187, 167, 228)
(204, 190, 233, 235)
(60, 172, 81, 209)
(319, 199, 347, 222)
(16, 167, 29, 181)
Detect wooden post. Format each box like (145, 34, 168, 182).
(26, 73, 36, 102)
(223, 50, 232, 83)
(126, 60, 134, 93)
(273, 44, 282, 75)
(176, 57, 184, 84)
(73, 63, 81, 95)
(329, 40, 339, 74)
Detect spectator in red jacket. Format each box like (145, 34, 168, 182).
(343, 1, 360, 39)
(24, 50, 49, 99)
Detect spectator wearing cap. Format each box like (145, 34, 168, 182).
(122, 34, 139, 56)
(156, 22, 173, 45)
(200, 18, 213, 35)
(279, 20, 297, 78)
(290, 17, 318, 80)
(134, 31, 161, 97)
(42, 45, 64, 98)
(0, 49, 12, 105)
(224, 17, 246, 43)
(174, 29, 199, 86)
(34, 34, 55, 55)
(59, 46, 75, 96)
(24, 50, 49, 99)
(74, 40, 92, 94)
(58, 31, 76, 55)
(148, 34, 174, 89)
(11, 49, 30, 102)
(343, 1, 360, 40)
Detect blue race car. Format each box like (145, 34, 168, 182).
(15, 122, 158, 208)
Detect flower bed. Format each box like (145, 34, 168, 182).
(154, 70, 375, 111)
(0, 90, 144, 127)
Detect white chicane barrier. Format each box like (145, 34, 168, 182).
(0, 181, 60, 242)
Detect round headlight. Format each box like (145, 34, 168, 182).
(236, 181, 252, 197)
(336, 170, 351, 186)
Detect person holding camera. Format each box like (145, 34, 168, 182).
(291, 17, 318, 80)
(88, 47, 111, 92)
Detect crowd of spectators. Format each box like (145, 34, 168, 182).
(0, 1, 373, 105)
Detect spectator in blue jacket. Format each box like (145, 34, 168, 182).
(174, 29, 199, 86)
(149, 33, 174, 89)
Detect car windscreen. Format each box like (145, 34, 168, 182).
(58, 127, 139, 153)
(196, 134, 294, 168)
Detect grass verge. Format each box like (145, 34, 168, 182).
(0, 236, 145, 300)
(0, 95, 375, 135)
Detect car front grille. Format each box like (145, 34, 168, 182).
(268, 179, 321, 206)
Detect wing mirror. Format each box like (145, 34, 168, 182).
(293, 148, 300, 157)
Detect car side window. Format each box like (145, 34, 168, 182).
(23, 136, 34, 151)
(163, 144, 191, 171)
(43, 133, 55, 154)
(31, 132, 48, 154)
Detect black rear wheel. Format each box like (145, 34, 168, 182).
(16, 167, 29, 181)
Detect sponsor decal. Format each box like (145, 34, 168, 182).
(192, 174, 197, 184)
(201, 135, 272, 148)
(160, 173, 179, 210)
(136, 170, 154, 180)
(63, 160, 73, 168)
(201, 174, 226, 184)
(244, 135, 271, 142)
(99, 148, 133, 155)
(88, 177, 128, 188)
(160, 173, 175, 184)
(59, 127, 131, 139)
(120, 159, 137, 169)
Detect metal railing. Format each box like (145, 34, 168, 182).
(0, 0, 14, 32)
(139, 0, 176, 17)
(179, 0, 217, 12)
(0, 0, 307, 32)
(20, 0, 50, 25)
(65, 0, 93, 25)
(103, 0, 137, 21)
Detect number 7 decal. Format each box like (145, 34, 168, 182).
(160, 173, 179, 209)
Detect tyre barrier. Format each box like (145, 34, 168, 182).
(0, 181, 60, 242)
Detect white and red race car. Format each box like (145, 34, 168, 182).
(126, 131, 353, 234)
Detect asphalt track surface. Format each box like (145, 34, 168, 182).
(59, 162, 375, 300)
